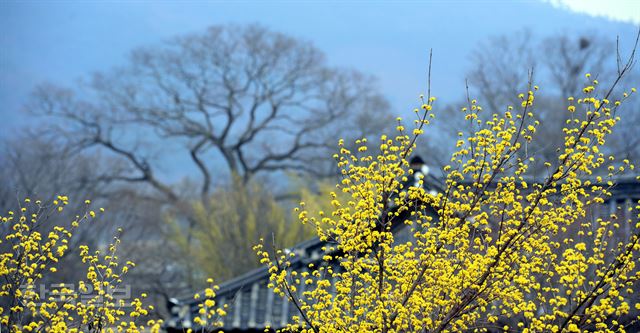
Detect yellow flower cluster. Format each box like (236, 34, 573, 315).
(256, 76, 640, 332)
(0, 197, 162, 332)
(191, 278, 226, 331)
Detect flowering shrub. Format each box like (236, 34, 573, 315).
(256, 64, 640, 331)
(0, 197, 162, 332)
(191, 278, 225, 332)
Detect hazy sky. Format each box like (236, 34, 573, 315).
(1, 0, 638, 137)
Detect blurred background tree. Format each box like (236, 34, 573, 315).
(27, 24, 392, 202)
(422, 30, 640, 175)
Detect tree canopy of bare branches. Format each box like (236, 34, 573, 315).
(28, 24, 392, 204)
(426, 30, 640, 175)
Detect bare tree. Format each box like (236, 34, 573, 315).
(429, 30, 640, 175)
(28, 24, 392, 205)
(467, 30, 538, 113)
(542, 34, 614, 97)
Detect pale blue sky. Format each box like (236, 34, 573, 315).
(0, 0, 638, 136)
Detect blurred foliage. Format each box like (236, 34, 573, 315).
(166, 175, 313, 282)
